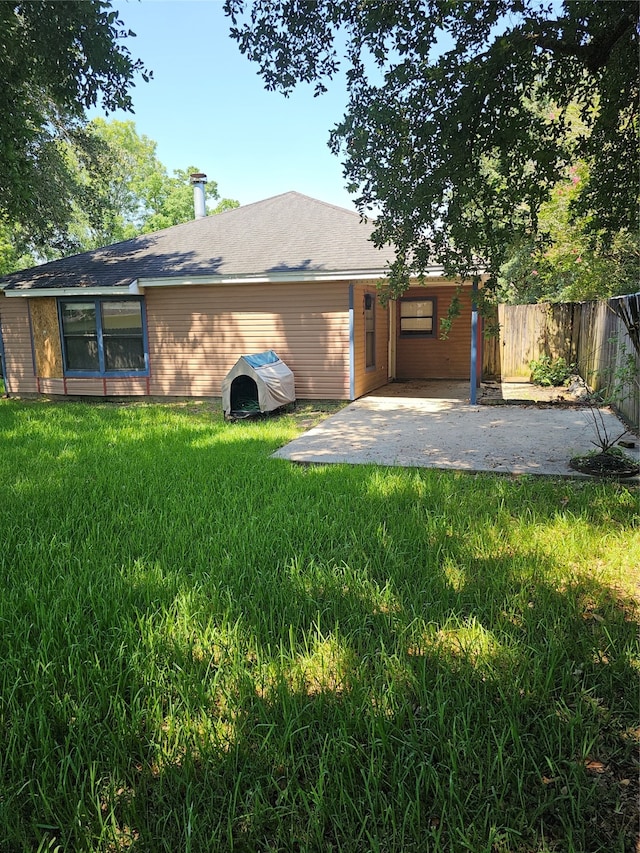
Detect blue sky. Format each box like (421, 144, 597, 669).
(93, 0, 357, 210)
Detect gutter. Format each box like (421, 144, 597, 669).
(2, 264, 458, 297)
(133, 269, 391, 291)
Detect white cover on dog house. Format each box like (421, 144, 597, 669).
(222, 350, 295, 416)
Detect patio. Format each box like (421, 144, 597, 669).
(274, 381, 640, 478)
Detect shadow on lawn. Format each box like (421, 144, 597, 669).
(0, 401, 638, 852)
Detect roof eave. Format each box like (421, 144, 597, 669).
(2, 264, 463, 297)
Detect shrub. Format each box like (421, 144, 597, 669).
(529, 355, 574, 386)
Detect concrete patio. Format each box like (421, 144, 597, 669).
(273, 381, 640, 478)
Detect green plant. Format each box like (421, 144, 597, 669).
(529, 355, 574, 386)
(570, 445, 639, 477)
(580, 335, 639, 456)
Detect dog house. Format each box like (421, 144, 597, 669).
(222, 350, 295, 418)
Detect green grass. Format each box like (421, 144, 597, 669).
(0, 399, 638, 853)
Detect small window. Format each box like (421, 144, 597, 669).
(364, 292, 375, 369)
(60, 298, 147, 376)
(400, 298, 435, 336)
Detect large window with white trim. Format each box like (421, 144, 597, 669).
(400, 297, 436, 336)
(60, 299, 148, 375)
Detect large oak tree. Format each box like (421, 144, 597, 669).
(224, 0, 639, 294)
(0, 1, 149, 257)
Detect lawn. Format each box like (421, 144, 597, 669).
(0, 399, 638, 853)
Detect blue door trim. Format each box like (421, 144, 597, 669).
(348, 284, 355, 400)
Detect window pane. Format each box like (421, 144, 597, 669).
(366, 332, 375, 367)
(101, 301, 142, 334)
(104, 337, 145, 371)
(62, 302, 97, 334)
(401, 317, 433, 332)
(401, 300, 433, 319)
(62, 302, 99, 370)
(65, 336, 99, 370)
(102, 301, 145, 372)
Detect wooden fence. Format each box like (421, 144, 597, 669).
(482, 294, 640, 430)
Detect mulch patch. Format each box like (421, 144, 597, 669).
(570, 451, 640, 479)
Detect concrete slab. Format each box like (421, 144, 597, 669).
(273, 388, 640, 478)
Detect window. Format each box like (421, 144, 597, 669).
(60, 299, 147, 375)
(400, 298, 436, 336)
(364, 292, 375, 368)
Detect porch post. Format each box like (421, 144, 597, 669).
(469, 278, 478, 404)
(348, 284, 355, 400)
(0, 313, 8, 395)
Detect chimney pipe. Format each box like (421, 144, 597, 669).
(190, 172, 207, 219)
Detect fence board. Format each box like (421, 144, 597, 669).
(488, 294, 640, 430)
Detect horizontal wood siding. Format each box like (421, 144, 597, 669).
(146, 281, 351, 399)
(41, 377, 149, 397)
(104, 378, 149, 396)
(59, 378, 105, 396)
(352, 282, 389, 398)
(38, 378, 66, 396)
(36, 377, 146, 397)
(0, 294, 38, 394)
(395, 283, 472, 379)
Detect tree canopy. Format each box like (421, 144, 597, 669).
(69, 119, 239, 250)
(224, 0, 639, 296)
(0, 1, 149, 256)
(0, 118, 240, 274)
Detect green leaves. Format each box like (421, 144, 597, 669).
(77, 122, 240, 242)
(0, 115, 241, 269)
(224, 0, 638, 296)
(0, 1, 150, 259)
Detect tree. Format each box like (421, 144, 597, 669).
(497, 161, 639, 304)
(68, 120, 239, 249)
(138, 167, 240, 234)
(1, 117, 241, 269)
(0, 1, 149, 256)
(224, 1, 639, 295)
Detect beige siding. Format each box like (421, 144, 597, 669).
(37, 378, 66, 396)
(36, 377, 149, 397)
(352, 282, 389, 398)
(0, 294, 38, 395)
(2, 280, 356, 401)
(59, 378, 106, 396)
(395, 283, 473, 380)
(146, 281, 351, 400)
(103, 378, 149, 396)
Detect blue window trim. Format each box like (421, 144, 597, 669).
(399, 296, 437, 338)
(58, 296, 150, 378)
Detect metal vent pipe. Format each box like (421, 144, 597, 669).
(190, 173, 207, 219)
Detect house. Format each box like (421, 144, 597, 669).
(0, 190, 482, 402)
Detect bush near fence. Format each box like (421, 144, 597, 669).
(482, 294, 640, 431)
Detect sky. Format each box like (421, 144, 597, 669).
(91, 0, 357, 211)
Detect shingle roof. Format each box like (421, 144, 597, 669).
(1, 192, 391, 292)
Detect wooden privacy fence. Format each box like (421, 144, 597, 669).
(482, 294, 640, 430)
